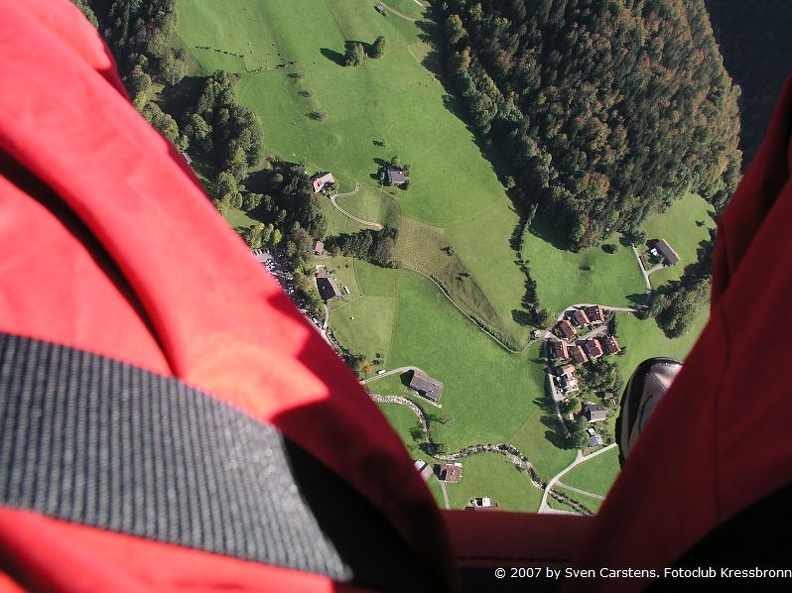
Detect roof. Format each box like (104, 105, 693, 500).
(556, 363, 576, 377)
(313, 241, 324, 254)
(569, 309, 591, 327)
(560, 376, 579, 391)
(311, 172, 335, 193)
(584, 402, 608, 422)
(436, 463, 462, 483)
(556, 319, 577, 340)
(551, 340, 569, 359)
(409, 369, 444, 402)
(386, 167, 406, 185)
(584, 305, 605, 323)
(655, 239, 680, 265)
(316, 276, 341, 301)
(602, 335, 621, 354)
(585, 339, 604, 359)
(569, 344, 589, 364)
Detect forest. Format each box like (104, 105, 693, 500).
(436, 0, 742, 250)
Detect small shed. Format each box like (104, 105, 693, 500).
(313, 241, 325, 255)
(311, 172, 335, 193)
(435, 463, 462, 483)
(386, 167, 406, 186)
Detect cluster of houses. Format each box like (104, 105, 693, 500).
(549, 305, 622, 395)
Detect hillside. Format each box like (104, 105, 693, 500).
(436, 0, 742, 250)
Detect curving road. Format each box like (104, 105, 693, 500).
(538, 443, 617, 513)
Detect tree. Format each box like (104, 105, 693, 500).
(344, 42, 366, 67)
(371, 36, 389, 59)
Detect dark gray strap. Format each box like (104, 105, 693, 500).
(0, 333, 443, 591)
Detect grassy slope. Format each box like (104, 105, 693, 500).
(561, 447, 620, 498)
(177, 0, 529, 344)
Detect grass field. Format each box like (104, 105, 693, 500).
(560, 447, 621, 498)
(641, 193, 716, 287)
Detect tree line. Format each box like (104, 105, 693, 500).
(435, 0, 742, 250)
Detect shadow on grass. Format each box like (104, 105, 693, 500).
(320, 48, 345, 66)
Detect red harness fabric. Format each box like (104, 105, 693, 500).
(565, 75, 792, 592)
(0, 1, 456, 591)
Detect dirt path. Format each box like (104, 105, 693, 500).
(329, 184, 384, 230)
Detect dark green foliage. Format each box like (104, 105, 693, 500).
(344, 42, 366, 67)
(325, 228, 398, 267)
(436, 0, 742, 249)
(370, 36, 389, 59)
(141, 102, 186, 150)
(577, 359, 623, 397)
(184, 71, 263, 178)
(292, 272, 324, 317)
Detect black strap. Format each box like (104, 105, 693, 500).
(0, 332, 443, 591)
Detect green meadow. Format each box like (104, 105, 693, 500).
(176, 0, 529, 345)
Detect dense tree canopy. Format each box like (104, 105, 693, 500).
(437, 0, 742, 249)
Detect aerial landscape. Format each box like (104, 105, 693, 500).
(77, 0, 788, 515)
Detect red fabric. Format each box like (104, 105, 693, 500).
(564, 75, 792, 593)
(0, 1, 456, 591)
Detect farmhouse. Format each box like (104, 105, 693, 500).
(583, 402, 608, 423)
(436, 463, 462, 483)
(413, 460, 434, 482)
(584, 305, 605, 324)
(654, 239, 680, 266)
(311, 172, 335, 193)
(316, 276, 341, 302)
(551, 340, 570, 359)
(555, 319, 577, 340)
(568, 308, 591, 327)
(409, 369, 444, 403)
(601, 335, 622, 355)
(386, 167, 406, 186)
(585, 338, 604, 360)
(569, 344, 589, 364)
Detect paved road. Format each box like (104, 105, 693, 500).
(539, 443, 617, 513)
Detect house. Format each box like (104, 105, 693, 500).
(316, 276, 341, 301)
(559, 375, 579, 393)
(555, 363, 576, 378)
(655, 239, 680, 266)
(408, 369, 444, 403)
(583, 402, 608, 423)
(568, 308, 591, 328)
(555, 319, 577, 340)
(386, 167, 406, 186)
(601, 335, 622, 355)
(313, 241, 325, 255)
(311, 172, 335, 193)
(413, 460, 434, 482)
(584, 305, 605, 324)
(436, 463, 462, 483)
(569, 344, 589, 364)
(550, 340, 570, 360)
(585, 338, 604, 360)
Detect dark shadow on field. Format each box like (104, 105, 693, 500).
(626, 293, 649, 309)
(526, 217, 572, 251)
(320, 48, 345, 66)
(535, 397, 574, 450)
(399, 370, 414, 389)
(512, 309, 533, 326)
